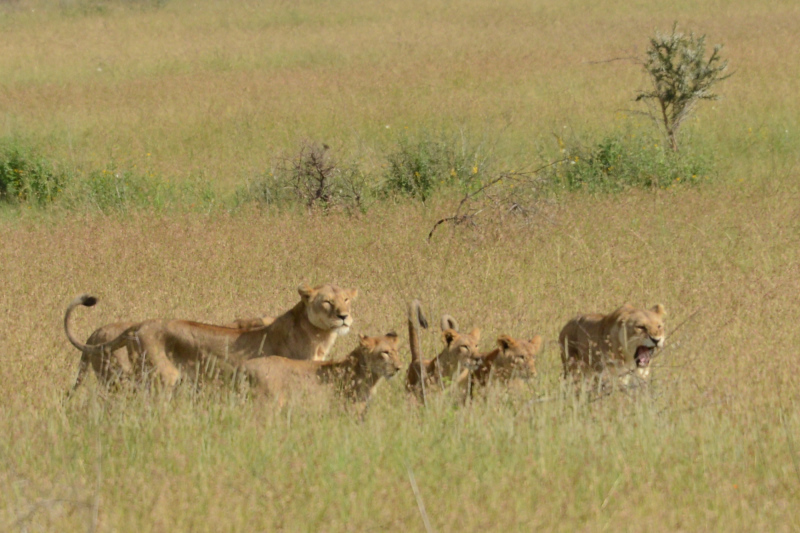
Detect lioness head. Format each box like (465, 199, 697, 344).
(615, 304, 666, 371)
(299, 284, 358, 334)
(357, 332, 402, 379)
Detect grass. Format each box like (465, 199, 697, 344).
(1, 0, 800, 530)
(2, 181, 800, 530)
(1, 0, 798, 193)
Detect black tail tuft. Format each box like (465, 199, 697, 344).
(80, 295, 98, 307)
(416, 304, 429, 330)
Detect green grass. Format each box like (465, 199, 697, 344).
(1, 0, 798, 195)
(1, 0, 800, 530)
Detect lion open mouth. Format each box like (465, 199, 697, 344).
(635, 345, 654, 368)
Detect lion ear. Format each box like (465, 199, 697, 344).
(529, 335, 543, 353)
(358, 333, 372, 348)
(385, 331, 399, 344)
(497, 335, 515, 351)
(468, 328, 481, 342)
(347, 289, 358, 300)
(442, 329, 457, 346)
(298, 284, 315, 301)
(651, 304, 667, 317)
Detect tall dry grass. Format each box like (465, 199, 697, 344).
(1, 0, 800, 530)
(1, 180, 799, 530)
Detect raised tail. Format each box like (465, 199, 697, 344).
(440, 314, 459, 332)
(64, 294, 130, 355)
(408, 299, 428, 364)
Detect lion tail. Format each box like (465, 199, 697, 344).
(64, 295, 130, 355)
(408, 299, 428, 364)
(440, 314, 459, 332)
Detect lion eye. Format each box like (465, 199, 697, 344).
(322, 301, 332, 310)
(637, 325, 647, 332)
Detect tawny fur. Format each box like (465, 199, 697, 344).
(241, 333, 401, 406)
(558, 303, 666, 385)
(405, 300, 480, 401)
(64, 284, 357, 388)
(467, 334, 542, 391)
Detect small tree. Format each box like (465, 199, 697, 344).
(636, 23, 731, 152)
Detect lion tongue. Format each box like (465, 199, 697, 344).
(635, 346, 652, 367)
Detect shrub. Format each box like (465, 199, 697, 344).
(548, 131, 712, 192)
(79, 167, 161, 211)
(383, 133, 488, 201)
(240, 141, 369, 212)
(0, 143, 67, 206)
(636, 23, 731, 152)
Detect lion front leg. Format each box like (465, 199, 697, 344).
(133, 327, 182, 389)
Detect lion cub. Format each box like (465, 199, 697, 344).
(405, 300, 481, 402)
(559, 303, 666, 386)
(466, 334, 542, 392)
(241, 332, 402, 405)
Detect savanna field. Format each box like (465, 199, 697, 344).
(1, 0, 800, 531)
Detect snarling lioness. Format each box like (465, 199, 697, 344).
(559, 303, 666, 386)
(405, 300, 480, 402)
(466, 334, 542, 392)
(64, 284, 357, 388)
(241, 332, 402, 407)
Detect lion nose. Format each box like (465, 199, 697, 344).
(337, 313, 348, 321)
(649, 336, 660, 345)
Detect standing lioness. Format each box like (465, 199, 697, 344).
(64, 284, 357, 388)
(559, 303, 666, 385)
(64, 313, 277, 397)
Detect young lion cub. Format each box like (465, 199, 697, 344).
(466, 334, 542, 392)
(241, 332, 402, 406)
(405, 300, 481, 402)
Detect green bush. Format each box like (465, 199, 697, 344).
(383, 133, 488, 201)
(0, 143, 67, 206)
(74, 165, 189, 212)
(83, 168, 147, 210)
(548, 132, 712, 192)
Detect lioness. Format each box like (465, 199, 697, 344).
(63, 311, 277, 397)
(64, 284, 357, 388)
(466, 334, 542, 391)
(65, 318, 138, 396)
(405, 300, 481, 402)
(241, 332, 402, 406)
(559, 303, 666, 386)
